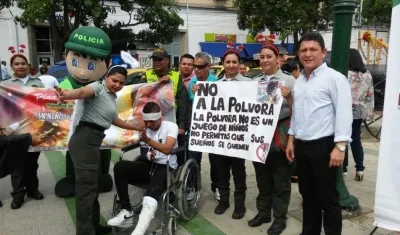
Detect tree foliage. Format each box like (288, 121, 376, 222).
(7, 0, 183, 61)
(0, 0, 11, 11)
(360, 0, 392, 27)
(233, 0, 333, 53)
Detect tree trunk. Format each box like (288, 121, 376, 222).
(49, 4, 63, 62)
(292, 31, 299, 56)
(63, 0, 70, 41)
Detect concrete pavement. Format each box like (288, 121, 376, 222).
(0, 131, 398, 235)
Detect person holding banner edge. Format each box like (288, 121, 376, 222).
(2, 52, 46, 210)
(286, 32, 352, 235)
(55, 66, 144, 235)
(250, 44, 295, 235)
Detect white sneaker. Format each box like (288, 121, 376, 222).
(214, 188, 220, 203)
(107, 209, 134, 227)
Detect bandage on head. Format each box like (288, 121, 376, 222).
(142, 112, 162, 121)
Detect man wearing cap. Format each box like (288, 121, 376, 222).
(142, 48, 189, 165)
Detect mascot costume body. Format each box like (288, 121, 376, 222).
(54, 26, 113, 197)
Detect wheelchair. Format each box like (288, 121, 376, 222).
(111, 142, 201, 235)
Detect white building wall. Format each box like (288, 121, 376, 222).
(0, 7, 29, 71)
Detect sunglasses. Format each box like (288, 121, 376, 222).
(193, 63, 208, 69)
(153, 57, 165, 62)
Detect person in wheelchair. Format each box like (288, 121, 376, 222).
(107, 102, 179, 235)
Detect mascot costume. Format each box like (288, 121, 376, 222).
(54, 26, 113, 197)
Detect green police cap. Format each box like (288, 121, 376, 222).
(65, 26, 112, 58)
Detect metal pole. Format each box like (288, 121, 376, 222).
(186, 0, 189, 53)
(331, 0, 361, 215)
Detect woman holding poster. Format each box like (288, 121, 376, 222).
(212, 50, 251, 220)
(251, 44, 295, 235)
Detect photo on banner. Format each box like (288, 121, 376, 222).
(0, 82, 175, 152)
(188, 80, 283, 163)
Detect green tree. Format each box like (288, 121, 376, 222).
(233, 0, 333, 54)
(9, 0, 183, 61)
(360, 0, 392, 27)
(0, 0, 11, 10)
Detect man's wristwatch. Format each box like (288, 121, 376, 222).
(335, 143, 347, 152)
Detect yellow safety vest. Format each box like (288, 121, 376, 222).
(145, 69, 180, 96)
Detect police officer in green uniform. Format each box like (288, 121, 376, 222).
(54, 26, 114, 198)
(141, 48, 189, 165)
(249, 45, 295, 235)
(2, 53, 45, 209)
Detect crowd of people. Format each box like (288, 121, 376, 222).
(0, 31, 375, 235)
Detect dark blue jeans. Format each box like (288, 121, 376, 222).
(344, 119, 365, 172)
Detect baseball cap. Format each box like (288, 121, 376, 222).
(150, 48, 169, 59)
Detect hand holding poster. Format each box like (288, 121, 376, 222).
(188, 80, 283, 163)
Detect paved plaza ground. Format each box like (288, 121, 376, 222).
(0, 129, 398, 235)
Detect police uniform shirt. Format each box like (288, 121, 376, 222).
(2, 75, 45, 88)
(218, 73, 252, 82)
(80, 81, 118, 129)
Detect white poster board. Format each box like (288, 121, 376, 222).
(374, 1, 400, 231)
(188, 81, 283, 163)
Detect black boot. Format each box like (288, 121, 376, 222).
(232, 206, 246, 219)
(95, 224, 112, 235)
(11, 198, 24, 209)
(27, 190, 44, 200)
(267, 220, 287, 235)
(0, 199, 3, 208)
(248, 213, 271, 227)
(214, 202, 230, 215)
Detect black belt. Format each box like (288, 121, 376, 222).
(79, 121, 106, 132)
(295, 135, 334, 144)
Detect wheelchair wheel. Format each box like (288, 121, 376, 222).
(167, 216, 176, 235)
(176, 159, 201, 221)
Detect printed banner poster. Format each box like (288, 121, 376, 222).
(188, 81, 283, 163)
(0, 82, 175, 152)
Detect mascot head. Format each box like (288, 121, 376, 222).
(65, 26, 112, 84)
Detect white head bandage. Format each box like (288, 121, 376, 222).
(142, 112, 162, 121)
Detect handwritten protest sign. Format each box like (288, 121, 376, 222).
(188, 81, 283, 163)
(0, 82, 175, 152)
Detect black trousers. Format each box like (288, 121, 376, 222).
(176, 133, 186, 166)
(69, 124, 105, 235)
(295, 136, 342, 235)
(253, 151, 292, 222)
(208, 153, 220, 192)
(216, 155, 246, 206)
(10, 151, 41, 199)
(0, 133, 32, 178)
(114, 160, 169, 209)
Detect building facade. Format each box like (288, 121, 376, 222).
(0, 1, 390, 72)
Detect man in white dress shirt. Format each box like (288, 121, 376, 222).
(286, 32, 352, 235)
